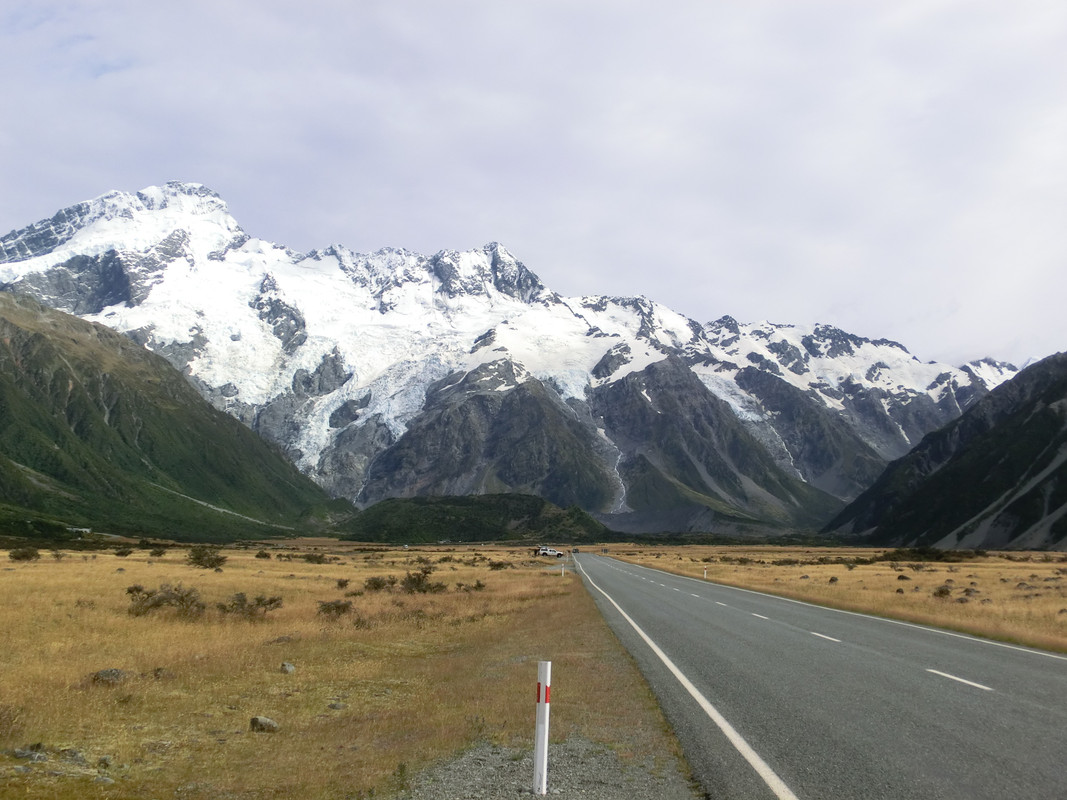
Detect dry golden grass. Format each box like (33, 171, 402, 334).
(603, 544, 1067, 653)
(0, 541, 683, 799)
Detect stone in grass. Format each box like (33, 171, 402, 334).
(250, 716, 280, 733)
(280, 662, 295, 674)
(15, 747, 47, 763)
(90, 668, 130, 687)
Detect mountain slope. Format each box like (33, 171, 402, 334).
(824, 352, 1067, 550)
(0, 292, 344, 541)
(0, 182, 1021, 533)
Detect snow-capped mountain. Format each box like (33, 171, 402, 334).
(0, 182, 1019, 532)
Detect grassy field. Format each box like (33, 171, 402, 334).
(603, 544, 1067, 653)
(0, 541, 684, 799)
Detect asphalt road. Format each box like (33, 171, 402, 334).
(574, 553, 1067, 800)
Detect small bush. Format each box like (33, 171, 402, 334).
(487, 560, 511, 571)
(217, 592, 283, 620)
(318, 599, 352, 618)
(337, 578, 350, 589)
(364, 575, 397, 592)
(50, 550, 65, 561)
(187, 545, 227, 570)
(933, 585, 952, 599)
(401, 566, 447, 594)
(255, 550, 272, 559)
(127, 583, 205, 619)
(303, 553, 328, 565)
(114, 547, 133, 557)
(149, 547, 167, 558)
(8, 547, 40, 562)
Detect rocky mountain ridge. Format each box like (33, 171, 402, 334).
(0, 182, 1019, 532)
(825, 352, 1067, 550)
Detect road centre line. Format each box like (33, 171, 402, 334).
(577, 561, 800, 800)
(926, 669, 994, 691)
(752, 613, 769, 620)
(716, 602, 728, 607)
(616, 558, 1067, 663)
(811, 632, 841, 643)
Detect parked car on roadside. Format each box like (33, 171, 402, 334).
(535, 546, 565, 558)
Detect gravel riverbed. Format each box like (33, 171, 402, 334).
(394, 737, 702, 799)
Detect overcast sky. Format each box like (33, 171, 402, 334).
(2, 1, 1064, 367)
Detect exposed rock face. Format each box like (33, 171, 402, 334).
(588, 357, 843, 529)
(359, 361, 617, 511)
(732, 367, 887, 499)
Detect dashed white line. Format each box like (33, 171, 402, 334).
(716, 602, 728, 607)
(611, 557, 1067, 663)
(577, 562, 800, 800)
(752, 613, 769, 620)
(926, 669, 993, 691)
(811, 632, 841, 643)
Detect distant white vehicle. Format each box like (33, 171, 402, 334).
(535, 546, 565, 558)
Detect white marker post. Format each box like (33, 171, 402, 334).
(533, 660, 551, 795)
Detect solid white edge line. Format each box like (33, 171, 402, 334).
(614, 558, 1067, 662)
(577, 560, 800, 800)
(926, 669, 994, 691)
(811, 632, 841, 643)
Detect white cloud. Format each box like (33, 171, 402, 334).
(1, 0, 1064, 366)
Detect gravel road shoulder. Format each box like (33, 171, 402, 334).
(395, 736, 702, 799)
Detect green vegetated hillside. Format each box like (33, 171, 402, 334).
(341, 493, 612, 544)
(0, 292, 349, 542)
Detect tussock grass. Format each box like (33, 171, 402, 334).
(606, 545, 1067, 653)
(1, 541, 682, 798)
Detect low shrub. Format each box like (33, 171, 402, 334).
(364, 575, 397, 592)
(401, 566, 447, 594)
(255, 550, 272, 559)
(187, 545, 227, 570)
(149, 547, 167, 558)
(318, 599, 352, 618)
(8, 547, 40, 562)
(127, 583, 206, 619)
(217, 592, 283, 620)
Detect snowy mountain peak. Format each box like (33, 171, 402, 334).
(0, 181, 246, 281)
(0, 182, 1026, 530)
